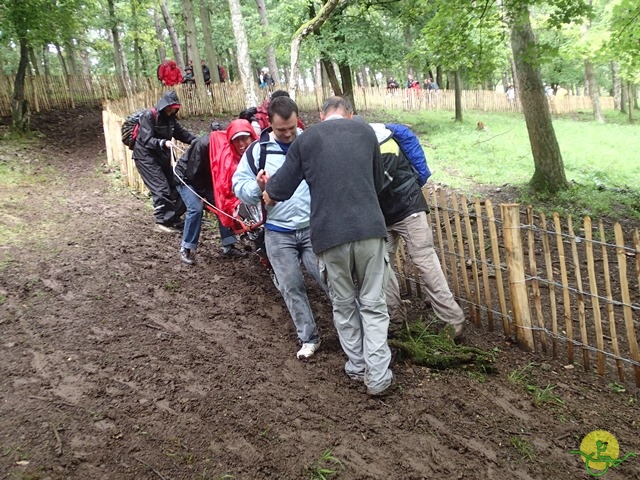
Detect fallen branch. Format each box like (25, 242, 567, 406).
(52, 426, 63, 456)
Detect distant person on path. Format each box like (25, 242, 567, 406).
(183, 65, 195, 85)
(201, 60, 211, 86)
(132, 90, 196, 233)
(157, 57, 170, 84)
(233, 96, 327, 359)
(506, 84, 516, 108)
(259, 67, 275, 90)
(387, 76, 399, 91)
(363, 120, 465, 338)
(159, 59, 183, 87)
(264, 96, 394, 396)
(174, 121, 253, 264)
(218, 65, 227, 83)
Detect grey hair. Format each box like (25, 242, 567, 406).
(321, 96, 353, 115)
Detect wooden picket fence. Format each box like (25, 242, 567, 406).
(101, 92, 640, 387)
(0, 74, 614, 117)
(400, 188, 640, 387)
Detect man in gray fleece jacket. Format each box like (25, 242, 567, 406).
(264, 96, 394, 396)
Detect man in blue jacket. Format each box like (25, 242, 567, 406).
(264, 96, 394, 396)
(232, 96, 327, 360)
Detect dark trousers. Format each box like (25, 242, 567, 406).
(134, 156, 185, 224)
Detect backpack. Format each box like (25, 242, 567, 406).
(121, 108, 157, 150)
(245, 137, 284, 176)
(385, 123, 431, 185)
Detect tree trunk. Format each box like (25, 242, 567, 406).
(199, 0, 220, 83)
(64, 40, 78, 75)
(183, 0, 206, 89)
(11, 37, 30, 133)
(228, 0, 258, 107)
(28, 47, 40, 75)
(509, 4, 568, 193)
(153, 9, 167, 64)
(107, 0, 124, 77)
(620, 78, 627, 114)
(338, 62, 355, 112)
(321, 58, 342, 96)
(131, 0, 140, 77)
(160, 0, 185, 71)
(42, 44, 51, 77)
(80, 50, 91, 76)
(585, 60, 604, 123)
(454, 69, 462, 122)
(436, 66, 443, 90)
(288, 0, 346, 100)
(55, 43, 69, 78)
(255, 0, 279, 87)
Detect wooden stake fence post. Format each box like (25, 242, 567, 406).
(501, 204, 535, 351)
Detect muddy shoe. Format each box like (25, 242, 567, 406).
(443, 322, 466, 341)
(180, 248, 195, 265)
(367, 376, 395, 397)
(222, 245, 248, 258)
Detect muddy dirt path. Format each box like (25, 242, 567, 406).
(1, 108, 638, 480)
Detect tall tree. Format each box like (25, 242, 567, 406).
(153, 8, 167, 64)
(199, 0, 221, 83)
(255, 0, 279, 86)
(183, 0, 205, 88)
(508, 3, 569, 193)
(288, 0, 346, 100)
(228, 0, 258, 107)
(160, 0, 185, 70)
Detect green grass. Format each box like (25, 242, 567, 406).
(510, 436, 535, 461)
(365, 108, 640, 221)
(306, 449, 344, 480)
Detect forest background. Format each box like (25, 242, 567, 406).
(1, 0, 640, 196)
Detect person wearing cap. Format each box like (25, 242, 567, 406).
(133, 90, 196, 233)
(232, 96, 327, 359)
(174, 120, 256, 264)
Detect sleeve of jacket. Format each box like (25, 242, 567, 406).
(266, 139, 304, 202)
(184, 136, 210, 184)
(173, 121, 196, 145)
(137, 110, 163, 152)
(232, 145, 263, 206)
(372, 140, 385, 195)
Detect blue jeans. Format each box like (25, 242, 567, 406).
(177, 184, 237, 250)
(265, 227, 328, 344)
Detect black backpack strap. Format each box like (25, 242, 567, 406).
(246, 140, 261, 176)
(247, 139, 284, 176)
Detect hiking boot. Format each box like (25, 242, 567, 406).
(296, 340, 321, 360)
(222, 245, 248, 258)
(367, 375, 394, 397)
(180, 248, 195, 265)
(155, 223, 179, 234)
(443, 322, 466, 341)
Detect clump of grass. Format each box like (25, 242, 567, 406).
(510, 436, 535, 461)
(508, 364, 565, 407)
(507, 363, 535, 384)
(389, 317, 496, 372)
(306, 449, 344, 480)
(526, 384, 565, 407)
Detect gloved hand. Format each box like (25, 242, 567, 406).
(210, 122, 221, 132)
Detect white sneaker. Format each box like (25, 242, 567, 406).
(296, 341, 321, 359)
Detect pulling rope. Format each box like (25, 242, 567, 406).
(169, 144, 265, 233)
